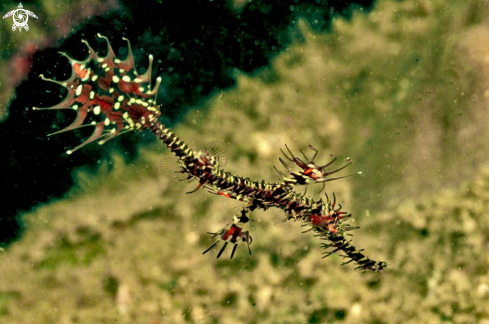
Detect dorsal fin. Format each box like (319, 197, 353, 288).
(33, 34, 162, 154)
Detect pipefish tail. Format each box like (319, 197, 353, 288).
(34, 35, 387, 272)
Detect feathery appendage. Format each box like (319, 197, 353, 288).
(33, 33, 162, 154)
(34, 35, 387, 272)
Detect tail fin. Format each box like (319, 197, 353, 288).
(33, 34, 162, 154)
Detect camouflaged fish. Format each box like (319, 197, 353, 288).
(34, 34, 387, 272)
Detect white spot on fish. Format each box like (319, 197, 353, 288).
(75, 84, 83, 97)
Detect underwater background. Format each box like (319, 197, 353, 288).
(2, 0, 489, 323)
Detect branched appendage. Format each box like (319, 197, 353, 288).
(276, 144, 362, 188)
(34, 35, 387, 272)
(303, 193, 387, 272)
(203, 208, 253, 259)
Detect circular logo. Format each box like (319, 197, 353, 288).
(13, 9, 28, 28)
(2, 3, 38, 32)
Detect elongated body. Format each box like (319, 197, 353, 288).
(34, 35, 387, 272)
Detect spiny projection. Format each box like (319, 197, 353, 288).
(34, 34, 387, 272)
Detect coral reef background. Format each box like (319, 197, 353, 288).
(0, 0, 374, 244)
(2, 0, 489, 323)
